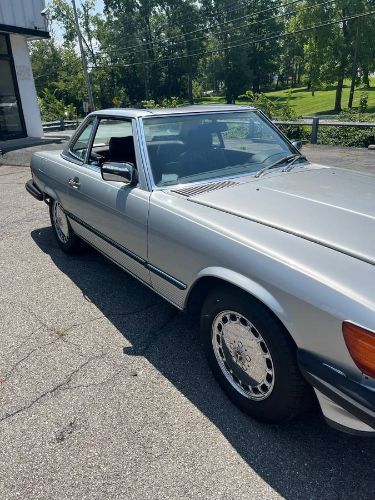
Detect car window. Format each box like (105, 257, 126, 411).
(70, 119, 94, 161)
(88, 118, 136, 165)
(143, 111, 295, 187)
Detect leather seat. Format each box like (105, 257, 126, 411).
(153, 142, 186, 183)
(179, 125, 227, 177)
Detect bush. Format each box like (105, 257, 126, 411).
(237, 90, 308, 141)
(38, 88, 77, 121)
(359, 92, 368, 113)
(140, 97, 183, 108)
(318, 111, 375, 148)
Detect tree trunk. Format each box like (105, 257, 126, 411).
(292, 60, 298, 87)
(348, 66, 358, 109)
(334, 74, 344, 112)
(334, 12, 349, 113)
(363, 67, 370, 88)
(144, 65, 149, 99)
(187, 58, 193, 104)
(348, 21, 359, 109)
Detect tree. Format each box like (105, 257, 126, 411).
(201, 0, 281, 102)
(30, 38, 87, 114)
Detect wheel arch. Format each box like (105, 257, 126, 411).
(185, 267, 288, 324)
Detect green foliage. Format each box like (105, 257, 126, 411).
(318, 110, 375, 147)
(37, 89, 77, 121)
(140, 97, 182, 108)
(38, 89, 65, 121)
(31, 0, 375, 133)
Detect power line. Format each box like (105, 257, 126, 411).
(100, 0, 262, 54)
(102, 0, 336, 61)
(89, 9, 375, 70)
(96, 0, 305, 56)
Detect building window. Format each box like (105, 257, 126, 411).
(0, 34, 26, 141)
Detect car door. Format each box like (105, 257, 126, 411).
(65, 116, 151, 285)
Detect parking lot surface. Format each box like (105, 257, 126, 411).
(0, 147, 374, 499)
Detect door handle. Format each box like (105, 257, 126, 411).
(68, 177, 80, 189)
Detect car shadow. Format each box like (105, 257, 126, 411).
(31, 226, 375, 499)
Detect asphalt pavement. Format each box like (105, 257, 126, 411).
(0, 146, 374, 500)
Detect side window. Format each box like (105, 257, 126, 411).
(88, 118, 136, 166)
(70, 119, 94, 161)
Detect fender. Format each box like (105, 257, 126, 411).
(31, 154, 60, 203)
(43, 184, 59, 202)
(188, 266, 288, 322)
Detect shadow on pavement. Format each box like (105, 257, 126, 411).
(31, 226, 375, 500)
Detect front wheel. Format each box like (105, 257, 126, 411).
(201, 286, 311, 423)
(49, 200, 81, 253)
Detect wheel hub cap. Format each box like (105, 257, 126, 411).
(212, 310, 274, 400)
(53, 202, 69, 243)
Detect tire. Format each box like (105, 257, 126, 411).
(49, 199, 82, 254)
(201, 286, 311, 424)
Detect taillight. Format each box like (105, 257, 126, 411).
(342, 321, 375, 378)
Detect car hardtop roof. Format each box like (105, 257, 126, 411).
(92, 104, 256, 119)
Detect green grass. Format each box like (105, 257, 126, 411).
(264, 82, 375, 116)
(196, 78, 375, 116)
(195, 96, 227, 105)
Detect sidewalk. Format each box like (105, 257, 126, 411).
(0, 130, 74, 167)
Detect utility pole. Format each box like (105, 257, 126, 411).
(71, 0, 95, 112)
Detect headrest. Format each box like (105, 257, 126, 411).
(109, 136, 136, 164)
(185, 126, 212, 149)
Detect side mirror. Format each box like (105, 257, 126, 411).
(291, 140, 302, 151)
(101, 162, 137, 185)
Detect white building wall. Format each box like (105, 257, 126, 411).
(10, 34, 43, 138)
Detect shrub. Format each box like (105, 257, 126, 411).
(358, 92, 368, 113)
(38, 88, 77, 121)
(140, 97, 183, 108)
(318, 111, 375, 148)
(237, 91, 308, 141)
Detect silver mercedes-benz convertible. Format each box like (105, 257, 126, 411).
(26, 105, 375, 435)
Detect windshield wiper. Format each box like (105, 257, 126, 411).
(282, 154, 307, 172)
(254, 154, 306, 178)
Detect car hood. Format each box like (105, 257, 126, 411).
(188, 166, 375, 266)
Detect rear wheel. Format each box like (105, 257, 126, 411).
(201, 286, 311, 423)
(49, 200, 81, 253)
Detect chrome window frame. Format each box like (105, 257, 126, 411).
(62, 115, 96, 165)
(64, 113, 149, 191)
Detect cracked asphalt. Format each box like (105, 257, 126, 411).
(1, 148, 375, 500)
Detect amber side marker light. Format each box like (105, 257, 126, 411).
(342, 322, 375, 378)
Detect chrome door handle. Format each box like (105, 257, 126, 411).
(68, 177, 80, 189)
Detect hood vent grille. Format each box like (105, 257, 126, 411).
(171, 180, 239, 197)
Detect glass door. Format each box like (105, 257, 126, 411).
(0, 34, 26, 140)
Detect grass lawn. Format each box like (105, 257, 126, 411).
(196, 78, 375, 116)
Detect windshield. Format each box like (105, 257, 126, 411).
(142, 111, 298, 187)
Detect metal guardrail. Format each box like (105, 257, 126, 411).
(42, 119, 78, 132)
(274, 117, 375, 144)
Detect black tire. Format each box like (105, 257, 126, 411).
(201, 286, 311, 424)
(49, 199, 82, 254)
